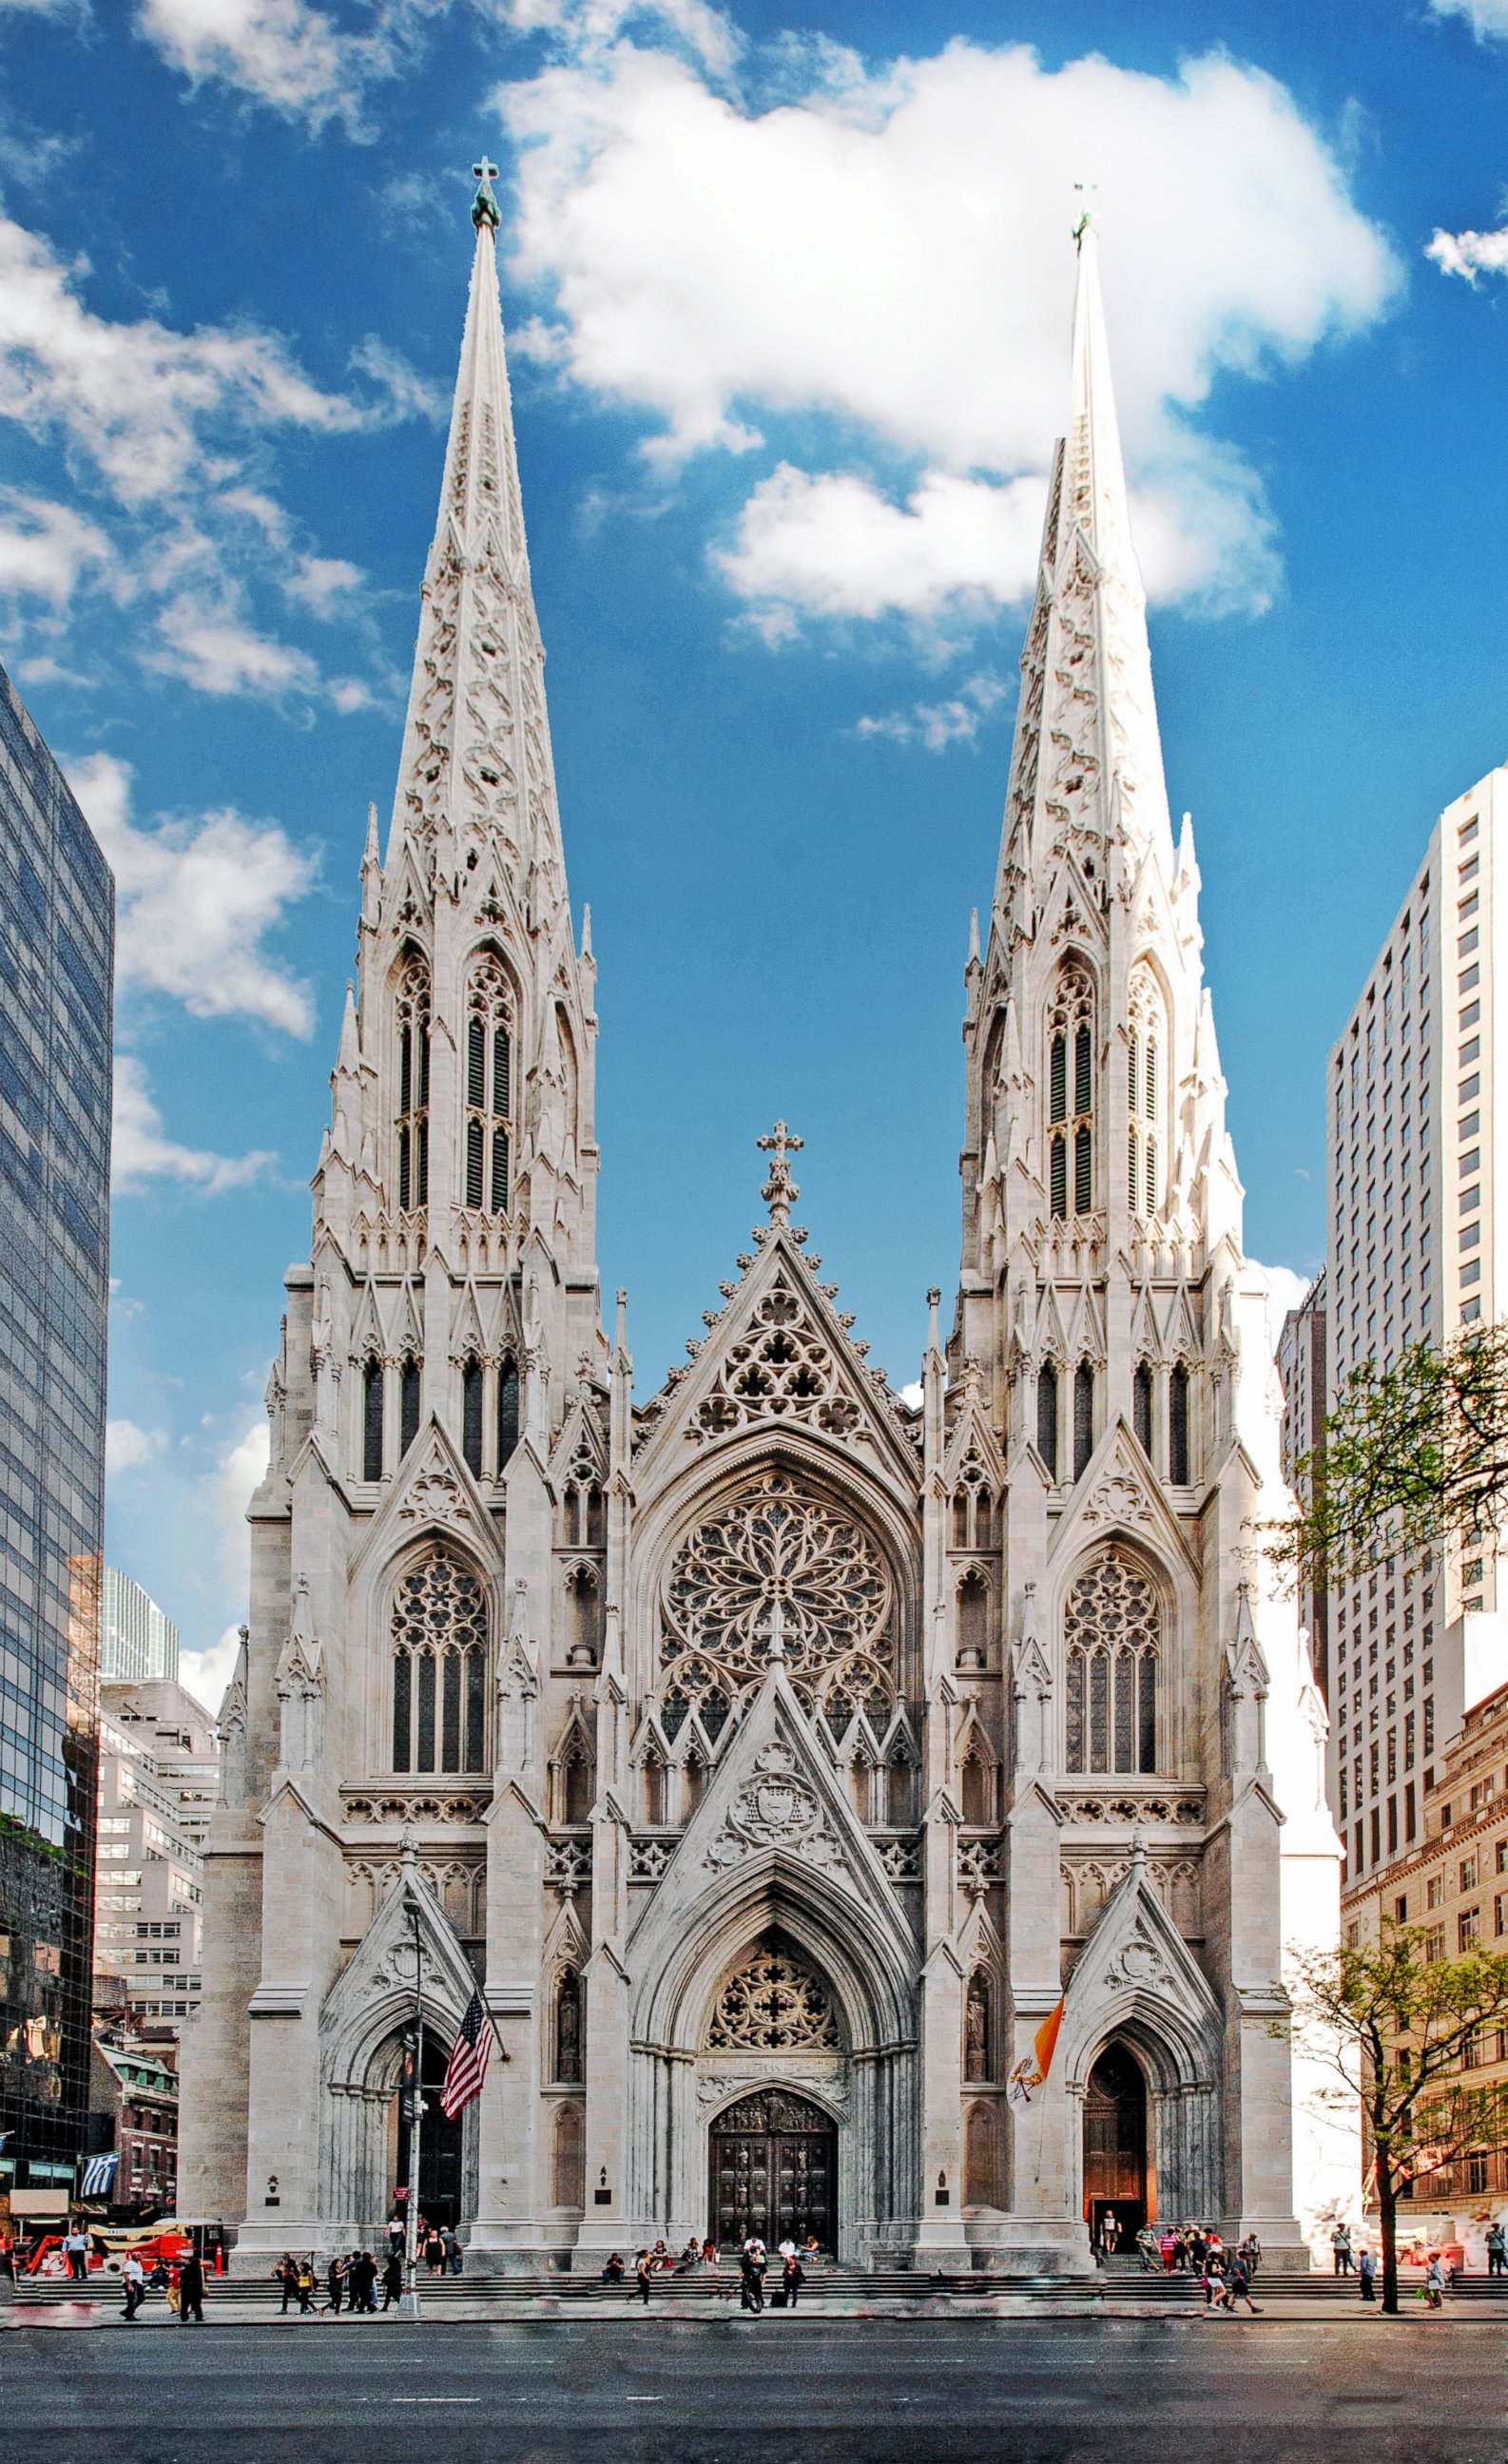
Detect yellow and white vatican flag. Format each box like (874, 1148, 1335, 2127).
(1008, 1997, 1065, 2108)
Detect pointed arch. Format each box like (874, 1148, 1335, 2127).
(1062, 1545, 1161, 1778)
(393, 947, 431, 1212)
(388, 1540, 490, 1777)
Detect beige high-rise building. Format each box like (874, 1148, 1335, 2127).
(94, 1682, 219, 2033)
(179, 182, 1349, 2273)
(1326, 765, 1508, 1894)
(101, 1567, 181, 1685)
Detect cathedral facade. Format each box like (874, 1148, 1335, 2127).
(180, 176, 1348, 2272)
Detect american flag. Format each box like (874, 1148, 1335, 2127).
(439, 1989, 492, 2118)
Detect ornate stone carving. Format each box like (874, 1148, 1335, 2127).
(1103, 1921, 1171, 1993)
(879, 1838, 919, 1880)
(628, 1838, 671, 1882)
(692, 1270, 868, 1445)
(663, 1469, 893, 1720)
(545, 1839, 591, 1895)
(957, 1839, 1000, 1896)
(706, 1942, 841, 2052)
(704, 1742, 846, 1874)
(1081, 1468, 1155, 1529)
(398, 1468, 472, 1529)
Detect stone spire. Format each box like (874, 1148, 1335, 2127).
(384, 161, 570, 932)
(993, 213, 1174, 930)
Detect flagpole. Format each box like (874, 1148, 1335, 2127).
(402, 1900, 423, 2321)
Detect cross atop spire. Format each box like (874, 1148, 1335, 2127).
(472, 156, 500, 231)
(757, 1120, 803, 1225)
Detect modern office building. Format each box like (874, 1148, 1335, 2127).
(93, 1684, 218, 2032)
(0, 659, 113, 2211)
(100, 1568, 181, 1685)
(1278, 1271, 1329, 1705)
(1326, 764, 1508, 1890)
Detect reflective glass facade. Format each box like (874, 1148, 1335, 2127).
(0, 661, 112, 2197)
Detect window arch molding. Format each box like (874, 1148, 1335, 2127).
(362, 1527, 505, 1783)
(1044, 955, 1097, 1222)
(1054, 1540, 1184, 1781)
(389, 943, 432, 1215)
(632, 1437, 922, 1719)
(459, 941, 520, 1219)
(384, 1536, 493, 1778)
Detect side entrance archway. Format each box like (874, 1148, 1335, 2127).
(395, 2037, 466, 2231)
(1082, 2039, 1149, 2255)
(709, 2089, 836, 2251)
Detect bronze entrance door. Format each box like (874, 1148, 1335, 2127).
(1082, 2040, 1148, 2253)
(709, 2089, 836, 2251)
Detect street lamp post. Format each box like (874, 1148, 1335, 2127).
(401, 1902, 424, 2320)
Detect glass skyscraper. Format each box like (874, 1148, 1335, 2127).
(0, 659, 112, 2204)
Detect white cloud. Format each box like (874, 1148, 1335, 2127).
(283, 551, 364, 614)
(498, 36, 1399, 628)
(498, 0, 741, 76)
(68, 751, 319, 1035)
(180, 1625, 244, 1720)
(112, 1052, 279, 1194)
(1255, 1261, 1315, 1368)
(153, 593, 322, 698)
(105, 1418, 167, 1474)
(137, 0, 393, 133)
(347, 333, 446, 423)
(0, 203, 428, 696)
(1426, 222, 1508, 283)
(1429, 0, 1508, 35)
(209, 1417, 271, 1600)
(855, 669, 1010, 753)
(0, 490, 112, 608)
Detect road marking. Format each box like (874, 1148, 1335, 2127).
(625, 2394, 663, 2400)
(390, 2397, 481, 2403)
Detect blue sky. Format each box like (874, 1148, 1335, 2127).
(0, 0, 1504, 1701)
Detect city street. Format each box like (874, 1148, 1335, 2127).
(1, 2318, 1502, 2464)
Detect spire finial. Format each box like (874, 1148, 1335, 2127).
(472, 157, 500, 233)
(1073, 180, 1097, 242)
(757, 1119, 803, 1226)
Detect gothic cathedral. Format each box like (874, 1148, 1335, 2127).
(180, 176, 1348, 2272)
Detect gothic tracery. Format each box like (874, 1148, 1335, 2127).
(706, 1941, 842, 2052)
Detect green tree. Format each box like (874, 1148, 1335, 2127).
(1268, 1325, 1508, 1590)
(1289, 1930, 1508, 2313)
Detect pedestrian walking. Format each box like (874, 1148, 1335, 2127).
(387, 2211, 405, 2260)
(1219, 2254, 1262, 2315)
(1331, 2223, 1354, 2275)
(276, 2253, 299, 2313)
(120, 2253, 145, 2322)
(178, 2253, 206, 2325)
(1423, 2254, 1447, 2309)
(443, 2227, 463, 2278)
(782, 2250, 805, 2312)
(297, 2257, 317, 2314)
(326, 2253, 345, 2315)
(424, 2224, 446, 2276)
(635, 2248, 653, 2307)
(1201, 2248, 1227, 2312)
(381, 2252, 403, 2311)
(1358, 2247, 1377, 2302)
(1486, 2222, 1507, 2279)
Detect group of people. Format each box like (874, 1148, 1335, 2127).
(1123, 2223, 1263, 2281)
(119, 2249, 206, 2324)
(601, 2233, 822, 2311)
(273, 2250, 403, 2315)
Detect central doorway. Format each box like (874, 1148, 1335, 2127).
(709, 2089, 836, 2251)
(394, 2037, 465, 2231)
(1082, 2039, 1148, 2254)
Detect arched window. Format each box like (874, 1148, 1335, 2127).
(552, 2100, 585, 2208)
(391, 1547, 488, 1774)
(461, 1357, 483, 1477)
(1073, 1359, 1094, 1479)
(683, 1750, 706, 1816)
(395, 955, 430, 1212)
(848, 1752, 872, 1822)
(1132, 1361, 1153, 1456)
(1169, 1362, 1190, 1485)
(554, 1968, 583, 2084)
(1036, 1362, 1059, 1476)
(362, 1358, 384, 1482)
(1063, 1549, 1159, 1775)
(1046, 965, 1094, 1217)
(964, 1971, 991, 2082)
(642, 1752, 665, 1828)
(399, 1357, 421, 1458)
(464, 957, 512, 1214)
(496, 1357, 520, 1468)
(1128, 966, 1164, 1222)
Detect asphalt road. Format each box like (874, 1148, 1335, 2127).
(2, 2318, 1501, 2463)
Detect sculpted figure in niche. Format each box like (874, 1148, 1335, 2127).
(965, 1973, 990, 2082)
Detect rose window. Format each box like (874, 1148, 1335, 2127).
(706, 1940, 841, 2052)
(662, 1470, 894, 1724)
